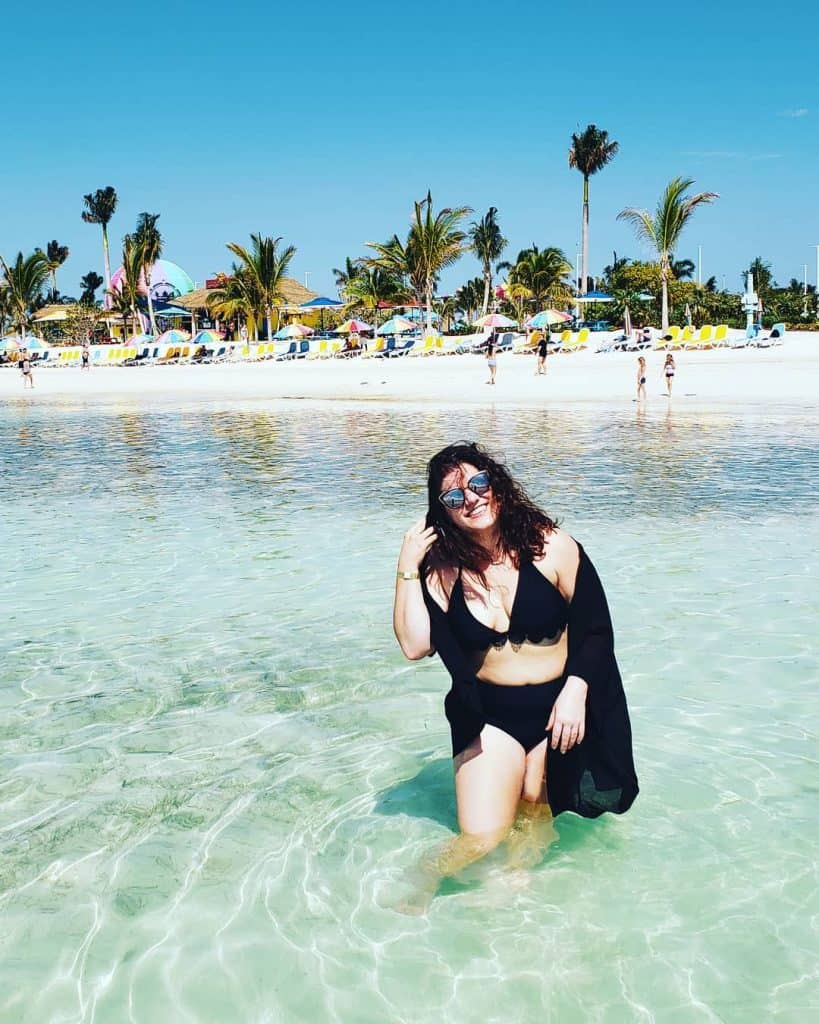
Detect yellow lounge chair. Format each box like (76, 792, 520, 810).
(686, 324, 713, 349)
(712, 324, 728, 347)
(679, 325, 696, 347)
(561, 328, 589, 353)
(655, 326, 681, 350)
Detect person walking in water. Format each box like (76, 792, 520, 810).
(485, 336, 497, 385)
(636, 356, 647, 402)
(19, 348, 34, 389)
(535, 333, 548, 376)
(663, 354, 676, 396)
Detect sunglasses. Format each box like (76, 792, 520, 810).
(438, 471, 491, 510)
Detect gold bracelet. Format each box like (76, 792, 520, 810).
(396, 570, 420, 580)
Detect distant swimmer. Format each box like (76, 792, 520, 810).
(636, 356, 647, 401)
(664, 353, 676, 396)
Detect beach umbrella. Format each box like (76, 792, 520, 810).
(190, 330, 222, 347)
(299, 295, 344, 331)
(529, 309, 572, 329)
(402, 307, 439, 323)
(154, 328, 190, 345)
(623, 305, 632, 337)
(575, 290, 614, 303)
(24, 338, 51, 350)
(0, 336, 21, 351)
(1, 334, 43, 351)
(275, 323, 314, 340)
(155, 304, 193, 319)
(473, 313, 517, 328)
(335, 318, 373, 334)
(684, 303, 692, 326)
(127, 333, 155, 345)
(377, 316, 416, 335)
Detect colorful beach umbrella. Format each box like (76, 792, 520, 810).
(190, 330, 222, 347)
(154, 329, 190, 345)
(473, 313, 517, 328)
(335, 318, 373, 334)
(1, 334, 44, 351)
(377, 316, 416, 335)
(275, 323, 314, 339)
(528, 309, 572, 328)
(127, 333, 155, 345)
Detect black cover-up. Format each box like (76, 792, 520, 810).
(420, 541, 639, 819)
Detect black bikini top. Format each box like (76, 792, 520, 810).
(447, 560, 568, 653)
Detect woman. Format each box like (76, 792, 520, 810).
(636, 356, 647, 402)
(536, 333, 548, 376)
(485, 338, 497, 385)
(19, 348, 34, 389)
(393, 442, 638, 893)
(663, 353, 676, 396)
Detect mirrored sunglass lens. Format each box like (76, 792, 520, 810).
(470, 473, 490, 493)
(441, 489, 465, 508)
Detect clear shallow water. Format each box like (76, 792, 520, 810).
(1, 399, 818, 1023)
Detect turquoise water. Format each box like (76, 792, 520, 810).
(1, 397, 817, 1023)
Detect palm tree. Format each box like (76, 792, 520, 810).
(81, 186, 118, 289)
(670, 256, 696, 281)
(43, 240, 70, 301)
(110, 234, 145, 336)
(332, 257, 362, 300)
(568, 125, 619, 295)
(369, 191, 471, 332)
(133, 213, 163, 335)
(224, 233, 296, 341)
(504, 245, 573, 310)
(618, 177, 719, 330)
(206, 268, 263, 340)
(745, 257, 775, 299)
(80, 271, 104, 305)
(345, 267, 407, 328)
(0, 250, 50, 339)
(454, 278, 485, 324)
(469, 207, 507, 315)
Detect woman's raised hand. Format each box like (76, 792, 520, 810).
(398, 518, 438, 573)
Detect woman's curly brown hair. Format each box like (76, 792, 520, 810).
(422, 441, 556, 583)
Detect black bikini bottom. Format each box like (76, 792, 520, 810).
(476, 677, 563, 752)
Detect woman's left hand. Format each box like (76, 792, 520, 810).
(547, 676, 588, 753)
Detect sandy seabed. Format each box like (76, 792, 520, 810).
(3, 333, 818, 411)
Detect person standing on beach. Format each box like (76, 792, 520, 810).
(663, 354, 675, 396)
(393, 442, 638, 908)
(81, 340, 91, 371)
(485, 338, 497, 385)
(19, 349, 34, 389)
(536, 333, 548, 376)
(636, 356, 647, 401)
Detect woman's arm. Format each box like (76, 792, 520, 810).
(393, 518, 438, 660)
(545, 529, 588, 752)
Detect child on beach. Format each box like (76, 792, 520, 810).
(663, 354, 675, 396)
(485, 339, 497, 385)
(636, 356, 647, 401)
(535, 333, 548, 376)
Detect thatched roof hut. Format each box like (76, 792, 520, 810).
(173, 277, 319, 311)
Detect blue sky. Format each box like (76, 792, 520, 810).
(3, 0, 818, 298)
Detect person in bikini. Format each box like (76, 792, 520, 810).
(664, 353, 676, 396)
(393, 442, 638, 905)
(636, 356, 647, 401)
(19, 348, 34, 389)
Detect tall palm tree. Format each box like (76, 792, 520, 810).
(44, 240, 70, 301)
(110, 234, 145, 336)
(469, 207, 507, 315)
(618, 177, 719, 330)
(454, 277, 485, 324)
(81, 186, 118, 289)
(225, 233, 296, 341)
(133, 213, 163, 335)
(0, 250, 50, 339)
(80, 271, 104, 305)
(568, 125, 619, 295)
(670, 256, 696, 281)
(369, 191, 471, 332)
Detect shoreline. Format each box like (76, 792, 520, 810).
(2, 334, 818, 411)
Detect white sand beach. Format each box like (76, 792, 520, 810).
(3, 333, 818, 408)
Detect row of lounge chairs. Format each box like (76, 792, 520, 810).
(653, 323, 785, 350)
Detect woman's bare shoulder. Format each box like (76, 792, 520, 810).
(425, 564, 457, 612)
(539, 527, 580, 598)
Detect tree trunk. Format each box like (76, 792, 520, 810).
(481, 268, 491, 315)
(661, 264, 669, 332)
(145, 269, 158, 335)
(102, 225, 112, 290)
(426, 281, 433, 334)
(581, 176, 590, 295)
(266, 304, 272, 342)
(51, 270, 58, 302)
